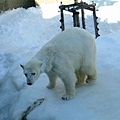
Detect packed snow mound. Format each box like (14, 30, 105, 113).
(0, 53, 21, 83)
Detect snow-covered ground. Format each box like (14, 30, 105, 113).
(0, 1, 120, 120)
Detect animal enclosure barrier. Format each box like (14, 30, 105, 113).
(59, 0, 100, 38)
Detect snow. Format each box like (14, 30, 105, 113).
(0, 1, 120, 120)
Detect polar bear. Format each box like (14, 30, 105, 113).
(20, 27, 97, 100)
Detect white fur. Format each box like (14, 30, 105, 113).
(21, 27, 97, 100)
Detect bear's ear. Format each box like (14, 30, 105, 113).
(20, 64, 24, 69)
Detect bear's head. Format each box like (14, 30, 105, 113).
(20, 59, 45, 85)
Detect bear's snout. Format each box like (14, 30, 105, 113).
(27, 82, 32, 85)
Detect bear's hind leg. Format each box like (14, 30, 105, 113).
(85, 66, 97, 84)
(47, 71, 57, 89)
(75, 70, 86, 87)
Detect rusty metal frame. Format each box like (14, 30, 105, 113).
(59, 1, 100, 38)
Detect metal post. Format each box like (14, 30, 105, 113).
(73, 11, 80, 27)
(59, 8, 65, 31)
(81, 8, 86, 29)
(93, 7, 100, 38)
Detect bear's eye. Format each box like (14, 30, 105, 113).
(24, 74, 27, 77)
(31, 73, 36, 75)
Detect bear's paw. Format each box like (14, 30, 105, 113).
(62, 94, 74, 100)
(47, 84, 55, 89)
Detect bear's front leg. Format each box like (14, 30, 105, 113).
(61, 75, 76, 100)
(54, 67, 77, 100)
(46, 71, 57, 89)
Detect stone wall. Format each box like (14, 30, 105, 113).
(0, 0, 36, 12)
(0, 0, 74, 13)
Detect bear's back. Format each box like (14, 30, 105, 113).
(41, 27, 96, 54)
